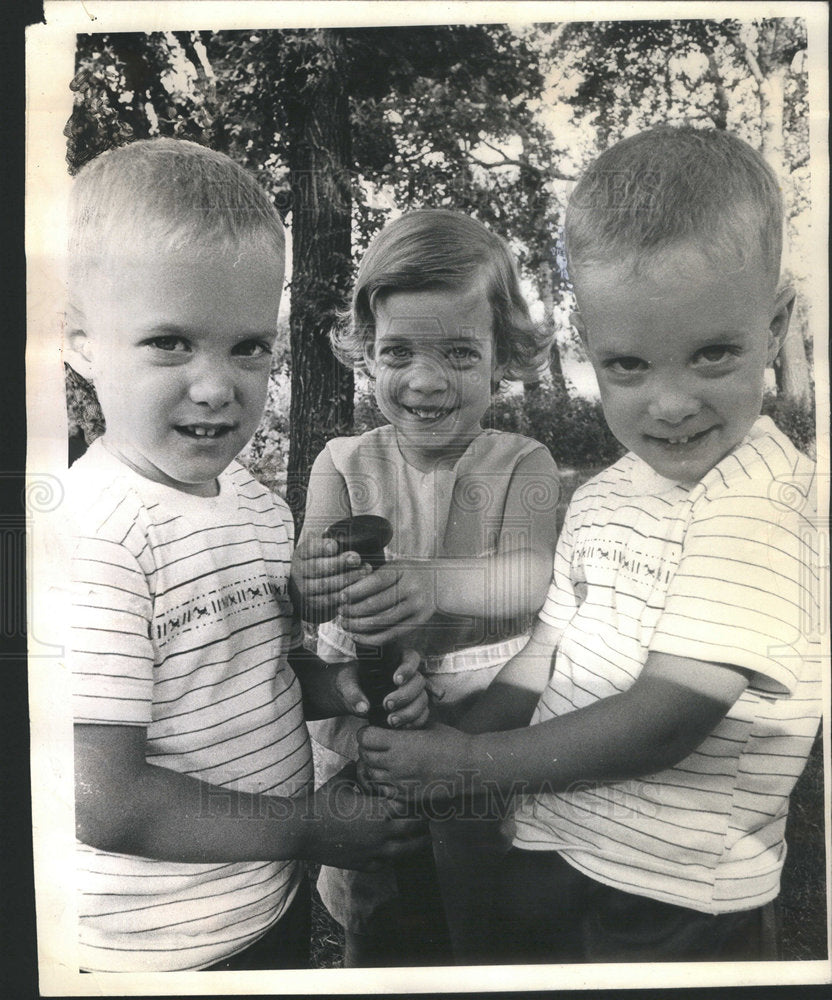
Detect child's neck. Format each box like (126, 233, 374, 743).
(393, 426, 483, 473)
(100, 436, 220, 497)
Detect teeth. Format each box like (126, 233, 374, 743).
(191, 426, 220, 437)
(667, 436, 690, 445)
(408, 407, 447, 419)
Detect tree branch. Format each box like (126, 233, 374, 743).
(705, 52, 729, 130)
(467, 150, 574, 182)
(743, 44, 765, 86)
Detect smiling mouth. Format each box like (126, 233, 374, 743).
(648, 427, 714, 446)
(177, 424, 234, 439)
(403, 405, 452, 420)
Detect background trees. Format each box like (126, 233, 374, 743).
(545, 18, 813, 410)
(65, 16, 816, 523)
(66, 25, 565, 519)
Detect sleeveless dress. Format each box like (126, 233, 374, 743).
(308, 426, 554, 933)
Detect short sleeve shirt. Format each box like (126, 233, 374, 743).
(513, 418, 822, 913)
(68, 442, 313, 971)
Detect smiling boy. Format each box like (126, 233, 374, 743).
(64, 139, 428, 972)
(358, 126, 823, 963)
(77, 247, 281, 494)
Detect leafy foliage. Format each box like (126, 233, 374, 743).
(65, 32, 216, 172)
(761, 392, 817, 458)
(488, 384, 625, 469)
(203, 26, 558, 265)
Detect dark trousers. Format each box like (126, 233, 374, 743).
(495, 848, 779, 964)
(203, 875, 312, 971)
(431, 811, 512, 965)
(343, 844, 454, 968)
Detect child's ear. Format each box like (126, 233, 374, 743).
(362, 339, 377, 376)
(64, 307, 95, 380)
(491, 337, 509, 387)
(570, 310, 588, 345)
(766, 286, 796, 365)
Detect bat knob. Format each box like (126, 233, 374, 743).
(324, 515, 393, 570)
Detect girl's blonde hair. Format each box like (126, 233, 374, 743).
(331, 209, 551, 384)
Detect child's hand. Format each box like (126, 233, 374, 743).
(333, 649, 429, 729)
(291, 534, 372, 622)
(336, 560, 438, 645)
(357, 723, 472, 800)
(305, 767, 429, 870)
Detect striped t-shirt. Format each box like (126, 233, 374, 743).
(513, 417, 822, 914)
(68, 441, 313, 971)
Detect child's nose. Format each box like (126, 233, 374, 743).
(188, 364, 235, 409)
(406, 356, 450, 393)
(647, 384, 701, 424)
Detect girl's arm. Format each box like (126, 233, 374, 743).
(453, 619, 558, 734)
(289, 645, 428, 728)
(292, 447, 370, 623)
(75, 723, 427, 868)
(337, 448, 560, 644)
(437, 446, 560, 618)
(359, 649, 751, 800)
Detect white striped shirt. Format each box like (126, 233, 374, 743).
(68, 441, 313, 971)
(513, 418, 822, 913)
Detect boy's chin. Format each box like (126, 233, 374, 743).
(139, 457, 225, 496)
(631, 435, 734, 485)
(147, 467, 222, 497)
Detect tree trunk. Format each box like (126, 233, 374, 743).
(774, 329, 813, 407)
(538, 262, 567, 395)
(747, 35, 813, 410)
(285, 30, 354, 528)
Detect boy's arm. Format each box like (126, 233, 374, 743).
(75, 723, 427, 868)
(337, 449, 560, 644)
(291, 447, 369, 623)
(359, 650, 751, 798)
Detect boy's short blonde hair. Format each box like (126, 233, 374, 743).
(565, 126, 784, 290)
(69, 138, 285, 304)
(331, 209, 552, 383)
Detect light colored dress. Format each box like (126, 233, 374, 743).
(306, 425, 557, 932)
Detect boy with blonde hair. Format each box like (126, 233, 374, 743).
(65, 138, 427, 972)
(359, 126, 822, 963)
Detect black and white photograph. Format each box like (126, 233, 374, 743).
(24, 1, 829, 994)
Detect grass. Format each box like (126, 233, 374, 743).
(310, 871, 345, 970)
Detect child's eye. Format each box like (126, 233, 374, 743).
(145, 335, 190, 353)
(606, 356, 647, 375)
(693, 345, 737, 365)
(447, 346, 481, 364)
(233, 340, 272, 359)
(379, 346, 413, 363)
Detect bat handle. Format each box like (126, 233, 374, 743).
(324, 515, 399, 727)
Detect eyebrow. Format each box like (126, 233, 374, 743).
(376, 331, 487, 343)
(593, 328, 751, 356)
(139, 323, 277, 339)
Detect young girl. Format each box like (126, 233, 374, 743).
(293, 209, 560, 966)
